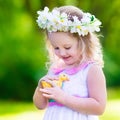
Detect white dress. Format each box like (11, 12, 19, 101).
(43, 61, 99, 120)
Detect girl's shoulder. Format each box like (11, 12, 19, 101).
(87, 63, 104, 80)
(80, 61, 102, 76)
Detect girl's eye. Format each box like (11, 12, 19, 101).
(54, 47, 59, 50)
(65, 47, 71, 50)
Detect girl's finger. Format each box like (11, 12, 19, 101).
(40, 76, 58, 82)
(39, 88, 50, 93)
(40, 88, 54, 94)
(47, 76, 58, 81)
(42, 93, 53, 98)
(46, 80, 57, 87)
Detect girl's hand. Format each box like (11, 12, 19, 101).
(38, 75, 58, 88)
(39, 80, 66, 103)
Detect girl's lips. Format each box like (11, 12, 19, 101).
(62, 56, 71, 61)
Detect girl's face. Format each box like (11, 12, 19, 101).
(48, 32, 82, 67)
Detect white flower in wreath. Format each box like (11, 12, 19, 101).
(36, 7, 102, 36)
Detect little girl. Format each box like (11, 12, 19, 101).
(33, 6, 107, 120)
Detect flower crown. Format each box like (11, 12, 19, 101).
(36, 7, 102, 36)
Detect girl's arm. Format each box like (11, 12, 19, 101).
(61, 65, 107, 115)
(33, 81, 48, 109)
(33, 72, 58, 109)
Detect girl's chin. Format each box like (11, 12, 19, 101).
(63, 60, 80, 66)
(64, 61, 75, 66)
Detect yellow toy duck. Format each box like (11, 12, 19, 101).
(41, 74, 69, 88)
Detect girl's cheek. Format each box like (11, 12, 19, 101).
(55, 51, 60, 56)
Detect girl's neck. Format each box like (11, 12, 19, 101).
(65, 60, 86, 70)
(52, 58, 91, 71)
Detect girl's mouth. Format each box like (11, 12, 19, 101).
(62, 56, 71, 61)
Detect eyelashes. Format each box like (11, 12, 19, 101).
(65, 47, 71, 50)
(54, 47, 59, 50)
(54, 47, 71, 50)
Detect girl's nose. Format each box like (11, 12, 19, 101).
(59, 50, 66, 56)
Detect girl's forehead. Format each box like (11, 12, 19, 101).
(48, 32, 77, 45)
